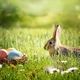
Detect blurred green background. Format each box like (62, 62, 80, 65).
(0, 0, 80, 28)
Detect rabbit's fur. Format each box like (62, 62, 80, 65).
(44, 25, 80, 57)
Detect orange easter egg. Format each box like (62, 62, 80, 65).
(0, 49, 8, 59)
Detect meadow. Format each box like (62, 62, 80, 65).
(0, 27, 80, 80)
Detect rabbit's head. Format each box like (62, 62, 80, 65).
(44, 24, 61, 56)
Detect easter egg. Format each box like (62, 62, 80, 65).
(8, 50, 23, 60)
(7, 48, 16, 52)
(0, 49, 8, 59)
(0, 64, 2, 68)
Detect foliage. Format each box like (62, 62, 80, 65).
(0, 0, 21, 28)
(0, 0, 80, 28)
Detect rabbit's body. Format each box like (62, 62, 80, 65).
(44, 25, 80, 57)
(57, 46, 70, 56)
(58, 46, 80, 57)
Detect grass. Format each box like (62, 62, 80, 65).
(0, 27, 80, 80)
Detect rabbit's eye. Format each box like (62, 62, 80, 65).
(49, 41, 52, 44)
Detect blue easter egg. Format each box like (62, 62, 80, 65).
(8, 50, 23, 60)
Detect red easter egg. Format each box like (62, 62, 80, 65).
(0, 49, 8, 59)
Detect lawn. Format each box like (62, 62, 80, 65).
(0, 27, 80, 80)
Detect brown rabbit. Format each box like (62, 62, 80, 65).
(44, 25, 80, 57)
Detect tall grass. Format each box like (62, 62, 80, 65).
(0, 27, 80, 80)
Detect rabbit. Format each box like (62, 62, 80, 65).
(44, 24, 80, 57)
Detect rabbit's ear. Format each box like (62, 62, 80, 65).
(52, 25, 58, 39)
(55, 25, 61, 40)
(53, 25, 61, 39)
(55, 25, 61, 48)
(52, 24, 61, 49)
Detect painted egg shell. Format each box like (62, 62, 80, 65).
(7, 48, 16, 52)
(0, 64, 2, 68)
(0, 49, 8, 59)
(8, 50, 23, 60)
